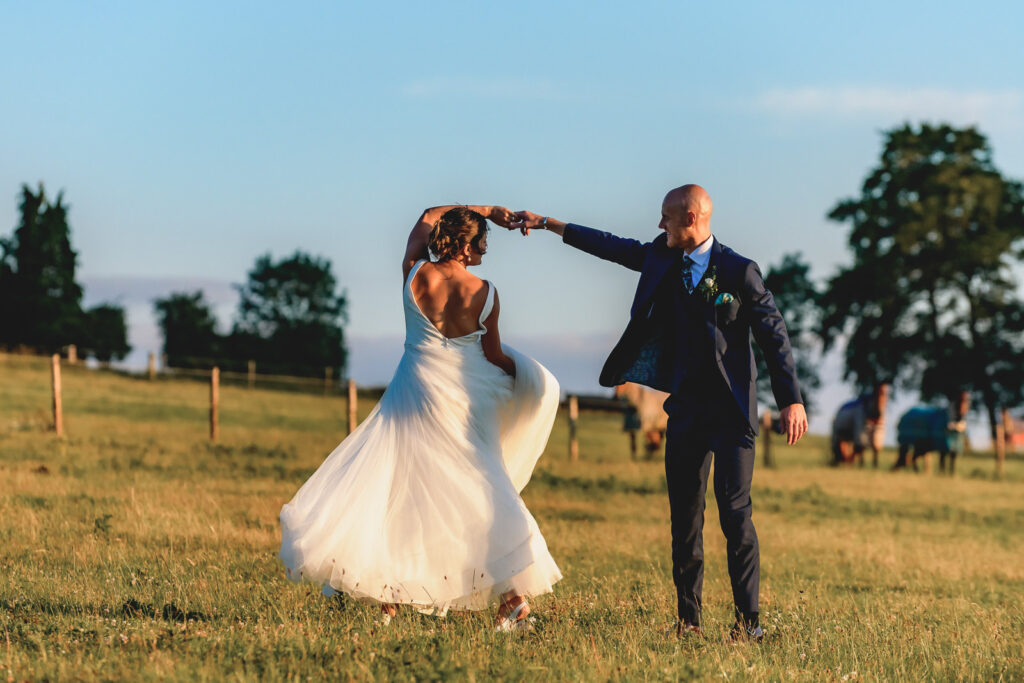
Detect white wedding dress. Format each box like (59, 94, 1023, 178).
(279, 259, 562, 615)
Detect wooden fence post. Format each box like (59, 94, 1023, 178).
(995, 424, 1006, 478)
(324, 367, 333, 396)
(51, 354, 63, 437)
(247, 360, 256, 389)
(761, 411, 772, 468)
(210, 367, 219, 441)
(66, 344, 78, 364)
(568, 395, 579, 462)
(347, 379, 358, 435)
(148, 352, 157, 380)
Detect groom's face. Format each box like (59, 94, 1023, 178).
(659, 198, 695, 250)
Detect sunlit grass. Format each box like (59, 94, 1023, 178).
(1, 353, 1022, 680)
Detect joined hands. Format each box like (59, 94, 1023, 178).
(493, 209, 560, 236)
(487, 207, 538, 235)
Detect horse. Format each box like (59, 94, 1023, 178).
(893, 391, 970, 474)
(614, 382, 669, 460)
(830, 383, 889, 467)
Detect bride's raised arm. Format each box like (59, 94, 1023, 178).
(403, 205, 517, 280)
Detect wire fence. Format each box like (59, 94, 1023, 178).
(3, 347, 1018, 476)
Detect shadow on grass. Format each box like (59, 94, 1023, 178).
(2, 596, 209, 623)
(120, 598, 210, 622)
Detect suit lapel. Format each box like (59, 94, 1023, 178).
(704, 239, 724, 330)
(631, 237, 676, 317)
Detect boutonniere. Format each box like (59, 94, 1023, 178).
(696, 266, 719, 302)
(714, 292, 735, 306)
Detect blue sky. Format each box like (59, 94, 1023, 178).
(3, 1, 1023, 437)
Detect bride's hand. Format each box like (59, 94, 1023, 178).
(488, 206, 518, 229)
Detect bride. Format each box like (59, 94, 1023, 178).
(279, 205, 562, 630)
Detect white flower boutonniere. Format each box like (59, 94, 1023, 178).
(696, 266, 719, 302)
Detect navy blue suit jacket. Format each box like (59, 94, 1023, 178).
(563, 223, 802, 434)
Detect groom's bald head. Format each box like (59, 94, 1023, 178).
(660, 184, 713, 251)
(666, 184, 713, 222)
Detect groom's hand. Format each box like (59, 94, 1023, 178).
(779, 403, 808, 445)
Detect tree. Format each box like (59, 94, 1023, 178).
(80, 304, 131, 363)
(153, 291, 221, 368)
(754, 252, 822, 412)
(819, 123, 1024, 438)
(230, 252, 348, 377)
(0, 184, 83, 352)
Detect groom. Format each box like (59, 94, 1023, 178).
(512, 185, 808, 639)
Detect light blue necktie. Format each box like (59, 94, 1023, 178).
(681, 255, 695, 294)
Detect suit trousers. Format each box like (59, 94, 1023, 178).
(663, 384, 759, 627)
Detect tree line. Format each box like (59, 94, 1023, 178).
(0, 185, 131, 362)
(0, 184, 348, 378)
(153, 252, 347, 378)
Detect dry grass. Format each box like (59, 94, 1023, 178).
(1, 353, 1022, 680)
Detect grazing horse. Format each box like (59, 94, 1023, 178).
(615, 382, 669, 459)
(831, 384, 890, 467)
(894, 392, 970, 474)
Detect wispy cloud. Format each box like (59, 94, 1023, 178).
(753, 86, 1024, 128)
(402, 76, 569, 101)
(82, 275, 237, 307)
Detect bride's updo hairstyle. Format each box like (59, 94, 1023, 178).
(428, 207, 489, 261)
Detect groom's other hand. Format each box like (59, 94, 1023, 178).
(779, 403, 808, 445)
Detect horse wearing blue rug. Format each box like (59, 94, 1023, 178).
(893, 392, 969, 474)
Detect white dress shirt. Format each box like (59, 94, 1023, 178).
(682, 235, 714, 291)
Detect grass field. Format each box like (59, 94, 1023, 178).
(2, 353, 1023, 681)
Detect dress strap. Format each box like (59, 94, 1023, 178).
(405, 259, 428, 293)
(479, 281, 496, 327)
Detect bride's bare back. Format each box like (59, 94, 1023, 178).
(408, 261, 489, 339)
(402, 204, 517, 378)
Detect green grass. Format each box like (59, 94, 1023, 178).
(2, 352, 1023, 680)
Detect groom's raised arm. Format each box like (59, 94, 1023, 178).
(512, 211, 648, 272)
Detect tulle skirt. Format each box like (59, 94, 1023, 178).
(279, 342, 562, 615)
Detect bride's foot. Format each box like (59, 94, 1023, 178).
(378, 603, 398, 626)
(494, 597, 534, 632)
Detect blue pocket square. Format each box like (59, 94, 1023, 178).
(714, 292, 735, 305)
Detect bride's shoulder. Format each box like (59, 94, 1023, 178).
(455, 268, 484, 287)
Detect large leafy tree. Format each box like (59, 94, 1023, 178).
(0, 184, 84, 351)
(230, 251, 348, 378)
(153, 291, 221, 368)
(755, 252, 821, 412)
(819, 123, 1024, 438)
